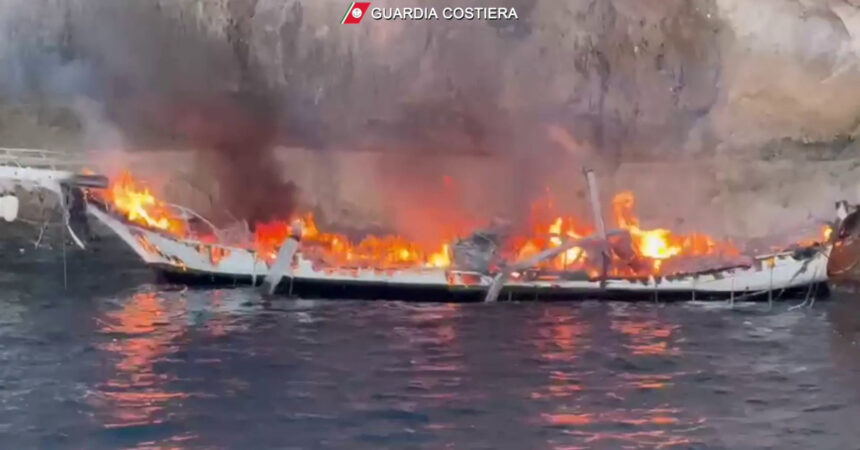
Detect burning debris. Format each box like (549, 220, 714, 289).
(89, 169, 751, 277)
(0, 149, 825, 301)
(87, 169, 833, 278)
(451, 221, 509, 274)
(77, 168, 833, 303)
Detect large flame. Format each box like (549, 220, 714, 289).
(610, 191, 738, 273)
(95, 171, 818, 277)
(95, 171, 187, 237)
(511, 190, 738, 275)
(254, 214, 451, 269)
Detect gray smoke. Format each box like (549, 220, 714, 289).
(3, 0, 860, 237)
(0, 0, 299, 224)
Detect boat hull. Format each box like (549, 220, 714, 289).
(88, 205, 831, 302)
(154, 266, 827, 302)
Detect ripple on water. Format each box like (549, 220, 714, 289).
(1, 286, 860, 448)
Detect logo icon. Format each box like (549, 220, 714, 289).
(342, 2, 371, 24)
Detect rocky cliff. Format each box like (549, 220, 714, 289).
(2, 0, 860, 237)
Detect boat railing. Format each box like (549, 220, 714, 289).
(0, 147, 89, 172)
(165, 202, 252, 246)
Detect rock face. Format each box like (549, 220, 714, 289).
(5, 0, 855, 155)
(2, 0, 860, 237)
(713, 0, 860, 147)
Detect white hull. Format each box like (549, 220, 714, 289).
(0, 149, 832, 301)
(87, 205, 830, 298)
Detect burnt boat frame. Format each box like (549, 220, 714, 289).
(83, 197, 833, 303)
(0, 150, 837, 303)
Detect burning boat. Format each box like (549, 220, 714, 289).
(0, 149, 833, 302)
(75, 166, 832, 303)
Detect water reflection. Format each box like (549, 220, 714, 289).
(398, 304, 464, 396)
(528, 306, 594, 447)
(536, 309, 588, 362)
(90, 290, 195, 449)
(610, 312, 680, 357)
(91, 288, 257, 435)
(396, 304, 466, 430)
(2, 280, 858, 448)
(530, 309, 588, 401)
(531, 304, 705, 449)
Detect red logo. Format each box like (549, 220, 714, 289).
(342, 2, 371, 24)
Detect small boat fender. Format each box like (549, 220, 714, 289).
(1, 194, 18, 222)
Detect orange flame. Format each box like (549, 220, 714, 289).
(95, 171, 800, 276)
(510, 191, 738, 276)
(96, 171, 186, 237)
(254, 213, 451, 269)
(798, 224, 833, 247)
(610, 191, 737, 273)
(428, 244, 451, 268)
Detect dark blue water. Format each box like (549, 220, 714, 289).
(2, 244, 860, 449)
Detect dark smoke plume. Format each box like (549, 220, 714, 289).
(0, 0, 731, 233)
(0, 0, 299, 225)
(166, 91, 297, 225)
(7, 0, 857, 239)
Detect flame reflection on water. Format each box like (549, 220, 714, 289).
(392, 304, 467, 433)
(90, 289, 256, 447)
(62, 292, 858, 448)
(88, 290, 252, 450)
(532, 305, 706, 449)
(87, 296, 708, 448)
(91, 292, 189, 432)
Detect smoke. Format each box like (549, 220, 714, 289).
(0, 0, 298, 225)
(1, 0, 580, 229)
(169, 90, 297, 225)
(2, 0, 860, 238)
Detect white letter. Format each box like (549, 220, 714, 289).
(371, 7, 381, 20)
